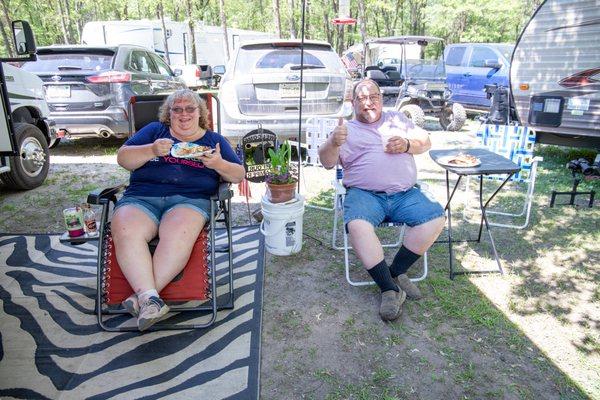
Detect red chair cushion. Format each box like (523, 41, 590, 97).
(102, 228, 210, 304)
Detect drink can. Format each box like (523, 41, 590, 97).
(63, 207, 85, 237)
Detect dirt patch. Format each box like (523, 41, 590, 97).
(1, 124, 597, 399)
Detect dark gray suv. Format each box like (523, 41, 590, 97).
(21, 44, 186, 140)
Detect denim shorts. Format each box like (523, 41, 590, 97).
(114, 194, 211, 225)
(343, 186, 445, 228)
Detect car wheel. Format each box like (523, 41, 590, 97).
(440, 103, 467, 131)
(399, 104, 426, 128)
(1, 123, 50, 190)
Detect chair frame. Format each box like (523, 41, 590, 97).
(331, 171, 428, 287)
(85, 183, 235, 332)
(464, 123, 542, 230)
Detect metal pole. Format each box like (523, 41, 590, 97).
(297, 0, 306, 194)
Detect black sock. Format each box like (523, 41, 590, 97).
(390, 246, 421, 278)
(367, 260, 399, 293)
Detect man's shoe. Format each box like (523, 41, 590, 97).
(379, 289, 406, 321)
(122, 294, 139, 317)
(395, 274, 423, 300)
(137, 296, 170, 331)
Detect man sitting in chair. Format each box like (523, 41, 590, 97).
(319, 79, 445, 321)
(112, 89, 245, 331)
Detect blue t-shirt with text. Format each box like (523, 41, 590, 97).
(123, 122, 241, 199)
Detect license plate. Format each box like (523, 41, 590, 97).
(279, 83, 305, 98)
(46, 85, 70, 99)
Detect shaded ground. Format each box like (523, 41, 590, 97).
(1, 120, 598, 399)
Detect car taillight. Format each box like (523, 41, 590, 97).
(195, 67, 201, 78)
(86, 71, 131, 83)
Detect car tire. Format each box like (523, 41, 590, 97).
(1, 123, 50, 190)
(440, 103, 467, 131)
(399, 104, 426, 128)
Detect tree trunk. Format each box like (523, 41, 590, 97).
(288, 0, 296, 39)
(64, 0, 75, 43)
(322, 0, 331, 44)
(186, 0, 197, 64)
(158, 2, 171, 64)
(304, 0, 310, 39)
(57, 0, 70, 44)
(357, 0, 367, 67)
(0, 16, 11, 57)
(272, 0, 282, 38)
(219, 0, 230, 61)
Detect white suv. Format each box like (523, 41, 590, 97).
(218, 39, 352, 145)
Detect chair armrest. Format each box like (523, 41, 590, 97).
(87, 184, 127, 205)
(332, 179, 346, 195)
(416, 180, 429, 191)
(211, 182, 233, 201)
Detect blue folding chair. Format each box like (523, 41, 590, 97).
(464, 124, 542, 229)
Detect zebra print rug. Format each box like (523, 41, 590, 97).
(0, 226, 264, 399)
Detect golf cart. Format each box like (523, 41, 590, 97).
(362, 36, 466, 131)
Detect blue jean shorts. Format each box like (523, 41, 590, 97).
(114, 194, 211, 225)
(343, 186, 445, 228)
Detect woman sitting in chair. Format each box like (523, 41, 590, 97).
(112, 89, 245, 331)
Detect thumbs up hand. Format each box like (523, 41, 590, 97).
(331, 117, 348, 147)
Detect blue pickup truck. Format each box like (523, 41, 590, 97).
(444, 43, 514, 111)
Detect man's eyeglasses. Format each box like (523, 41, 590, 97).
(171, 106, 198, 114)
(355, 94, 381, 103)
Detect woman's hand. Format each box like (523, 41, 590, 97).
(152, 138, 174, 157)
(199, 143, 223, 168)
(200, 143, 245, 183)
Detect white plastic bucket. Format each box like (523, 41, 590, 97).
(259, 194, 305, 255)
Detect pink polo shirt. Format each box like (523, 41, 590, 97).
(339, 110, 418, 193)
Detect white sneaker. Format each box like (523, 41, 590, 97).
(137, 296, 169, 331)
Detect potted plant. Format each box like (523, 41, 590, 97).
(265, 140, 298, 203)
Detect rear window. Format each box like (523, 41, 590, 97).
(234, 43, 345, 75)
(21, 51, 114, 74)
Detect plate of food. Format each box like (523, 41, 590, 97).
(171, 142, 214, 158)
(437, 153, 481, 168)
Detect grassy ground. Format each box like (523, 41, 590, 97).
(0, 124, 598, 399)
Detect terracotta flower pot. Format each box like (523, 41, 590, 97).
(266, 181, 297, 203)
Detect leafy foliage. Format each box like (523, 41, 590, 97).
(266, 140, 297, 184)
(0, 0, 540, 57)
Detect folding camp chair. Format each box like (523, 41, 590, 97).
(61, 92, 234, 331)
(464, 124, 542, 229)
(331, 167, 428, 286)
(86, 181, 234, 332)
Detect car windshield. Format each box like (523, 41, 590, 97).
(373, 42, 446, 80)
(21, 52, 113, 74)
(235, 44, 346, 76)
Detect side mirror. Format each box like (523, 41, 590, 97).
(213, 65, 226, 75)
(483, 59, 502, 69)
(12, 20, 36, 56)
(173, 68, 182, 76)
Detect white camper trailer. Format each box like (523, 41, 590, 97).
(193, 25, 275, 67)
(510, 0, 600, 149)
(81, 20, 192, 66)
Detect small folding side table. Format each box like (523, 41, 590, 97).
(430, 148, 520, 279)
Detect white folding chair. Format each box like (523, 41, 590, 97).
(290, 117, 340, 212)
(464, 124, 542, 229)
(332, 167, 428, 286)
